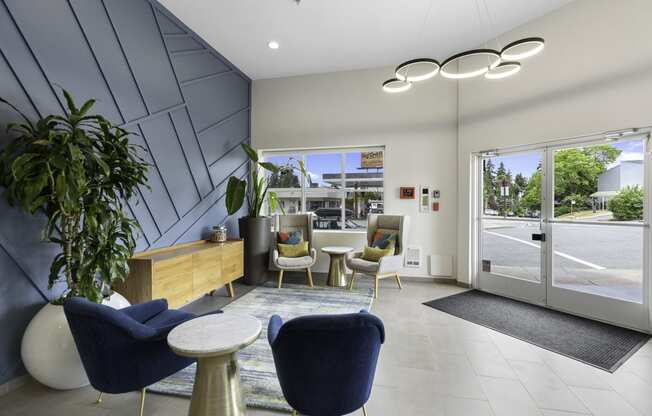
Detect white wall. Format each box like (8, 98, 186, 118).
(457, 0, 652, 284)
(252, 67, 459, 277)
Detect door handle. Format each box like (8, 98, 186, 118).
(532, 233, 546, 242)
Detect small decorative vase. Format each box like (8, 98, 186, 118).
(21, 292, 130, 390)
(211, 224, 228, 243)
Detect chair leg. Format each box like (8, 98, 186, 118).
(306, 268, 314, 287)
(362, 404, 368, 416)
(139, 388, 146, 416)
(395, 273, 403, 290)
(348, 271, 356, 291)
(227, 282, 235, 297)
(278, 269, 284, 289)
(95, 392, 103, 404)
(374, 276, 379, 299)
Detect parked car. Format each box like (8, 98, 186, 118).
(313, 208, 363, 229)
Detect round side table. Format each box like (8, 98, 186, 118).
(321, 246, 354, 287)
(168, 313, 261, 416)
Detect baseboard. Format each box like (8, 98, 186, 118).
(0, 374, 29, 396)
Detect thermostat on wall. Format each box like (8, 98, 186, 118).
(419, 186, 430, 213)
(405, 246, 421, 268)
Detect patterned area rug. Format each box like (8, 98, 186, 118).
(149, 284, 374, 412)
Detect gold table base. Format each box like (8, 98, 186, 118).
(327, 253, 348, 287)
(189, 352, 245, 416)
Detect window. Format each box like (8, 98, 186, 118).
(263, 147, 384, 230)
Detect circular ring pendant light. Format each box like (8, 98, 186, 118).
(382, 78, 412, 93)
(501, 37, 545, 60)
(485, 61, 521, 79)
(395, 58, 440, 82)
(440, 49, 501, 79)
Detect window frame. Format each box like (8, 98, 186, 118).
(261, 145, 385, 232)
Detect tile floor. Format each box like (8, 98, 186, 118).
(2, 275, 652, 416)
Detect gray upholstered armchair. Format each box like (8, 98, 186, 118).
(346, 214, 410, 299)
(272, 214, 317, 288)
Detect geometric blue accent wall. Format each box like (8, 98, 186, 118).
(0, 0, 250, 385)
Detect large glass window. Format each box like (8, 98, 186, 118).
(264, 148, 384, 230)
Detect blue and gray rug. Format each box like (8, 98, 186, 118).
(149, 284, 374, 412)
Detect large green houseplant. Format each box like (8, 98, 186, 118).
(225, 143, 307, 285)
(0, 91, 149, 390)
(0, 91, 149, 303)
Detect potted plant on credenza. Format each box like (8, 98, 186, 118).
(0, 91, 149, 389)
(225, 143, 307, 285)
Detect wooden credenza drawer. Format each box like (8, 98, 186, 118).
(115, 240, 244, 307)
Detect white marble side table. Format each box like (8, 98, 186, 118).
(168, 313, 261, 416)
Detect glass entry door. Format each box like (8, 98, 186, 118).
(545, 137, 649, 331)
(478, 134, 650, 331)
(478, 150, 547, 305)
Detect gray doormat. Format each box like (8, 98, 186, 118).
(423, 290, 650, 372)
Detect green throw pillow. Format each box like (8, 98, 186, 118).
(361, 244, 395, 262)
(278, 241, 309, 258)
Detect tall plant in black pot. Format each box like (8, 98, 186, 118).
(225, 143, 307, 285)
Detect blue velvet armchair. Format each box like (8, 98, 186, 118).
(268, 311, 385, 416)
(64, 297, 209, 416)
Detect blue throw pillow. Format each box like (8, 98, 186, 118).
(372, 233, 396, 249)
(279, 230, 303, 245)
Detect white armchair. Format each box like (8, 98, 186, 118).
(272, 214, 317, 288)
(346, 214, 410, 299)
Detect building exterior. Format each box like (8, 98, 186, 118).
(592, 160, 643, 209)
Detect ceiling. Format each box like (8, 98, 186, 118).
(158, 0, 573, 80)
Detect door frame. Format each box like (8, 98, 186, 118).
(472, 130, 651, 332)
(476, 148, 547, 306)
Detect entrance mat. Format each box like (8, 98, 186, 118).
(423, 290, 650, 372)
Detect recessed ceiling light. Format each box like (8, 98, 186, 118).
(267, 41, 280, 50)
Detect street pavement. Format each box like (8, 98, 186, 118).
(482, 218, 644, 302)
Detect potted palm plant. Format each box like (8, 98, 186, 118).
(0, 91, 149, 389)
(225, 143, 307, 285)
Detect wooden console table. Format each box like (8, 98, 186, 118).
(114, 240, 244, 308)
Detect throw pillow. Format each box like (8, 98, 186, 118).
(278, 230, 303, 245)
(278, 241, 309, 258)
(361, 244, 395, 262)
(371, 232, 397, 249)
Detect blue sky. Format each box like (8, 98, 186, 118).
(488, 139, 644, 179)
(267, 152, 383, 187)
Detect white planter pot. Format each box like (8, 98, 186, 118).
(21, 292, 130, 390)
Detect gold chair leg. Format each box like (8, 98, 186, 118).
(139, 388, 146, 416)
(374, 276, 379, 299)
(227, 282, 235, 297)
(348, 271, 356, 291)
(362, 404, 368, 416)
(306, 268, 314, 287)
(278, 269, 284, 289)
(95, 392, 103, 404)
(395, 273, 403, 290)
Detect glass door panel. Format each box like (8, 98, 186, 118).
(482, 219, 542, 282)
(479, 151, 546, 305)
(546, 137, 649, 331)
(551, 223, 644, 303)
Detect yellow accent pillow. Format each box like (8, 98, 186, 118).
(278, 241, 309, 258)
(361, 244, 395, 262)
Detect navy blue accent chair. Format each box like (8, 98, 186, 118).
(64, 297, 207, 395)
(268, 311, 385, 416)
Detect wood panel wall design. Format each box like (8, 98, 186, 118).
(0, 0, 250, 384)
